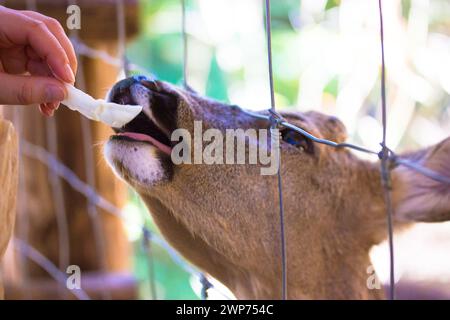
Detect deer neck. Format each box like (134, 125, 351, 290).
(139, 157, 388, 299)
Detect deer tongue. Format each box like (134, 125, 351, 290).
(118, 132, 172, 156)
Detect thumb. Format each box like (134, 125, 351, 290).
(0, 73, 66, 105)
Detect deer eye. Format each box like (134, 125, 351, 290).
(280, 129, 314, 154)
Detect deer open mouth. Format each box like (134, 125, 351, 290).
(107, 76, 174, 156)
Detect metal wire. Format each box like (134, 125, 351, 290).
(116, 0, 131, 76)
(239, 108, 379, 155)
(13, 238, 91, 300)
(238, 106, 450, 185)
(395, 158, 450, 185)
(142, 229, 157, 300)
(200, 274, 212, 300)
(263, 0, 288, 300)
(377, 0, 396, 301)
(70, 38, 149, 76)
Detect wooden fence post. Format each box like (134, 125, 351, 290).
(0, 119, 18, 299)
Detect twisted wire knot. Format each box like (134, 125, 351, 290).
(378, 144, 398, 169)
(378, 144, 398, 190)
(268, 109, 286, 128)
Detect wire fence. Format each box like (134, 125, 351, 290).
(2, 0, 449, 301)
(249, 0, 450, 301)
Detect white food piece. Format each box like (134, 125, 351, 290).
(62, 84, 142, 127)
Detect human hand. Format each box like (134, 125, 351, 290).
(0, 6, 77, 116)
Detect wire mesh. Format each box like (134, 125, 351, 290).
(1, 0, 448, 301)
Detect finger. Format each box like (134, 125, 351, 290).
(21, 11, 77, 76)
(40, 102, 58, 116)
(0, 46, 28, 74)
(0, 73, 66, 105)
(25, 46, 41, 61)
(0, 8, 75, 83)
(39, 103, 53, 117)
(27, 59, 52, 77)
(28, 63, 61, 114)
(46, 101, 60, 111)
(29, 63, 60, 116)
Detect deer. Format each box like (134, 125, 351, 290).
(103, 75, 450, 299)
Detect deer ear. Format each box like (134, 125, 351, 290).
(392, 137, 450, 222)
(304, 111, 347, 143)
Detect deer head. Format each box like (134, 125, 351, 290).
(104, 76, 450, 299)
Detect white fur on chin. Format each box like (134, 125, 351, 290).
(104, 140, 165, 186)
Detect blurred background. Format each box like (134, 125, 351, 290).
(0, 0, 449, 299)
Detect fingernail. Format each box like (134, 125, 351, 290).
(46, 102, 59, 110)
(63, 63, 75, 83)
(45, 85, 66, 102)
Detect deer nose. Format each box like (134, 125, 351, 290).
(112, 75, 149, 92)
(109, 75, 158, 103)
